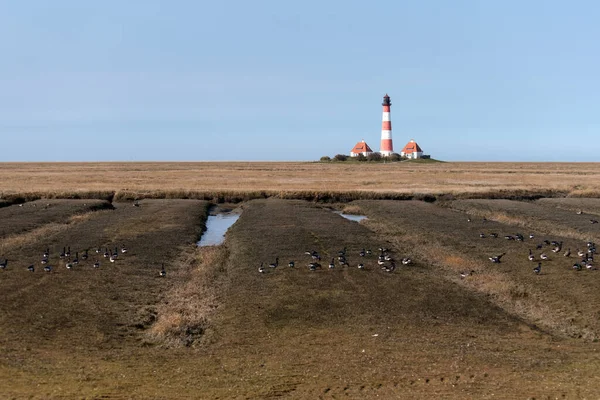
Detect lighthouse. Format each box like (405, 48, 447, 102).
(380, 94, 393, 156)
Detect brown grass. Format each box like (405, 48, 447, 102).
(2, 162, 600, 200)
(147, 245, 228, 347)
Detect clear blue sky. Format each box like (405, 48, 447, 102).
(1, 1, 599, 161)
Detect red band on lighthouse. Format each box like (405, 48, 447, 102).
(380, 94, 393, 156)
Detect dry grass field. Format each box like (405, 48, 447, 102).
(2, 162, 600, 398)
(2, 162, 600, 200)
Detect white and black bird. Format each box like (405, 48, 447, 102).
(288, 261, 295, 268)
(103, 248, 110, 258)
(328, 258, 335, 269)
(358, 263, 365, 269)
(563, 248, 571, 257)
(121, 244, 128, 254)
(401, 258, 412, 265)
(269, 257, 279, 269)
(258, 263, 266, 273)
(460, 270, 475, 279)
(43, 265, 52, 272)
(72, 252, 79, 265)
(540, 253, 549, 261)
(479, 233, 486, 238)
(533, 263, 542, 274)
(81, 249, 88, 261)
(359, 248, 366, 257)
(27, 264, 34, 272)
(0, 259, 8, 270)
(93, 260, 100, 269)
(489, 253, 505, 263)
(65, 259, 74, 269)
(385, 262, 396, 273)
(528, 249, 535, 261)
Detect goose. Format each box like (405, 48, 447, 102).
(577, 249, 586, 257)
(121, 245, 127, 254)
(60, 247, 66, 259)
(258, 263, 266, 273)
(576, 210, 583, 215)
(113, 247, 119, 259)
(529, 234, 535, 239)
(288, 261, 295, 268)
(533, 263, 542, 274)
(93, 260, 100, 268)
(385, 262, 396, 273)
(81, 249, 88, 261)
(366, 249, 372, 255)
(490, 233, 498, 238)
(543, 240, 551, 246)
(27, 265, 34, 272)
(528, 250, 535, 261)
(133, 201, 140, 207)
(479, 233, 485, 238)
(377, 258, 386, 266)
(460, 270, 475, 279)
(337, 247, 347, 256)
(269, 258, 279, 268)
(564, 248, 571, 257)
(41, 257, 48, 265)
(65, 259, 73, 269)
(305, 250, 315, 256)
(72, 252, 79, 265)
(536, 243, 543, 250)
(384, 254, 393, 261)
(552, 242, 563, 253)
(573, 263, 582, 271)
(328, 258, 335, 269)
(489, 253, 505, 263)
(467, 217, 472, 222)
(378, 247, 390, 253)
(338, 258, 348, 267)
(504, 235, 515, 240)
(43, 265, 52, 272)
(587, 241, 595, 248)
(357, 263, 365, 269)
(65, 247, 71, 258)
(109, 252, 117, 263)
(0, 259, 7, 270)
(159, 264, 166, 277)
(401, 258, 412, 265)
(590, 219, 598, 224)
(540, 253, 549, 261)
(308, 262, 321, 271)
(43, 248, 50, 258)
(515, 233, 524, 242)
(359, 249, 366, 257)
(586, 263, 595, 270)
(96, 247, 102, 254)
(103, 248, 110, 258)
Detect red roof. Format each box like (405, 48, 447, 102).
(350, 140, 373, 154)
(401, 140, 423, 154)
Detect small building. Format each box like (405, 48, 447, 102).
(350, 140, 374, 157)
(400, 139, 424, 159)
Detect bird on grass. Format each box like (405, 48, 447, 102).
(269, 257, 279, 269)
(103, 248, 110, 258)
(573, 263, 582, 271)
(540, 253, 549, 261)
(385, 262, 396, 273)
(528, 250, 535, 261)
(65, 247, 71, 258)
(460, 270, 475, 279)
(590, 219, 598, 224)
(93, 260, 100, 269)
(43, 248, 50, 258)
(533, 263, 542, 275)
(288, 261, 295, 268)
(27, 265, 34, 272)
(65, 259, 74, 270)
(81, 249, 88, 261)
(564, 248, 571, 257)
(576, 210, 583, 215)
(328, 258, 335, 269)
(43, 265, 52, 272)
(489, 233, 498, 238)
(0, 259, 8, 270)
(479, 233, 486, 238)
(73, 252, 79, 265)
(133, 201, 140, 207)
(489, 253, 505, 263)
(159, 264, 166, 277)
(359, 248, 366, 257)
(529, 234, 535, 239)
(401, 258, 412, 265)
(258, 263, 266, 273)
(577, 249, 586, 257)
(109, 251, 117, 263)
(358, 263, 365, 270)
(121, 244, 128, 254)
(41, 257, 48, 265)
(309, 262, 321, 271)
(60, 247, 66, 259)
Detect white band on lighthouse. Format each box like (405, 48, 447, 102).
(381, 130, 392, 140)
(382, 112, 390, 122)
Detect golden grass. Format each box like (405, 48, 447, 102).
(1, 162, 600, 200)
(147, 245, 228, 347)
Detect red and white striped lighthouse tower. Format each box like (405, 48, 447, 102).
(380, 94, 393, 156)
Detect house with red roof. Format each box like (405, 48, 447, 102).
(400, 139, 424, 159)
(350, 140, 373, 157)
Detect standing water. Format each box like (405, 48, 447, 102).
(197, 212, 241, 247)
(334, 211, 368, 222)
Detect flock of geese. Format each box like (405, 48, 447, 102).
(258, 247, 412, 274)
(464, 218, 597, 277)
(0, 244, 167, 277)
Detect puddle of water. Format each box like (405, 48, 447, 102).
(334, 211, 368, 222)
(197, 213, 241, 247)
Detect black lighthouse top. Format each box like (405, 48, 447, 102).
(382, 94, 391, 106)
